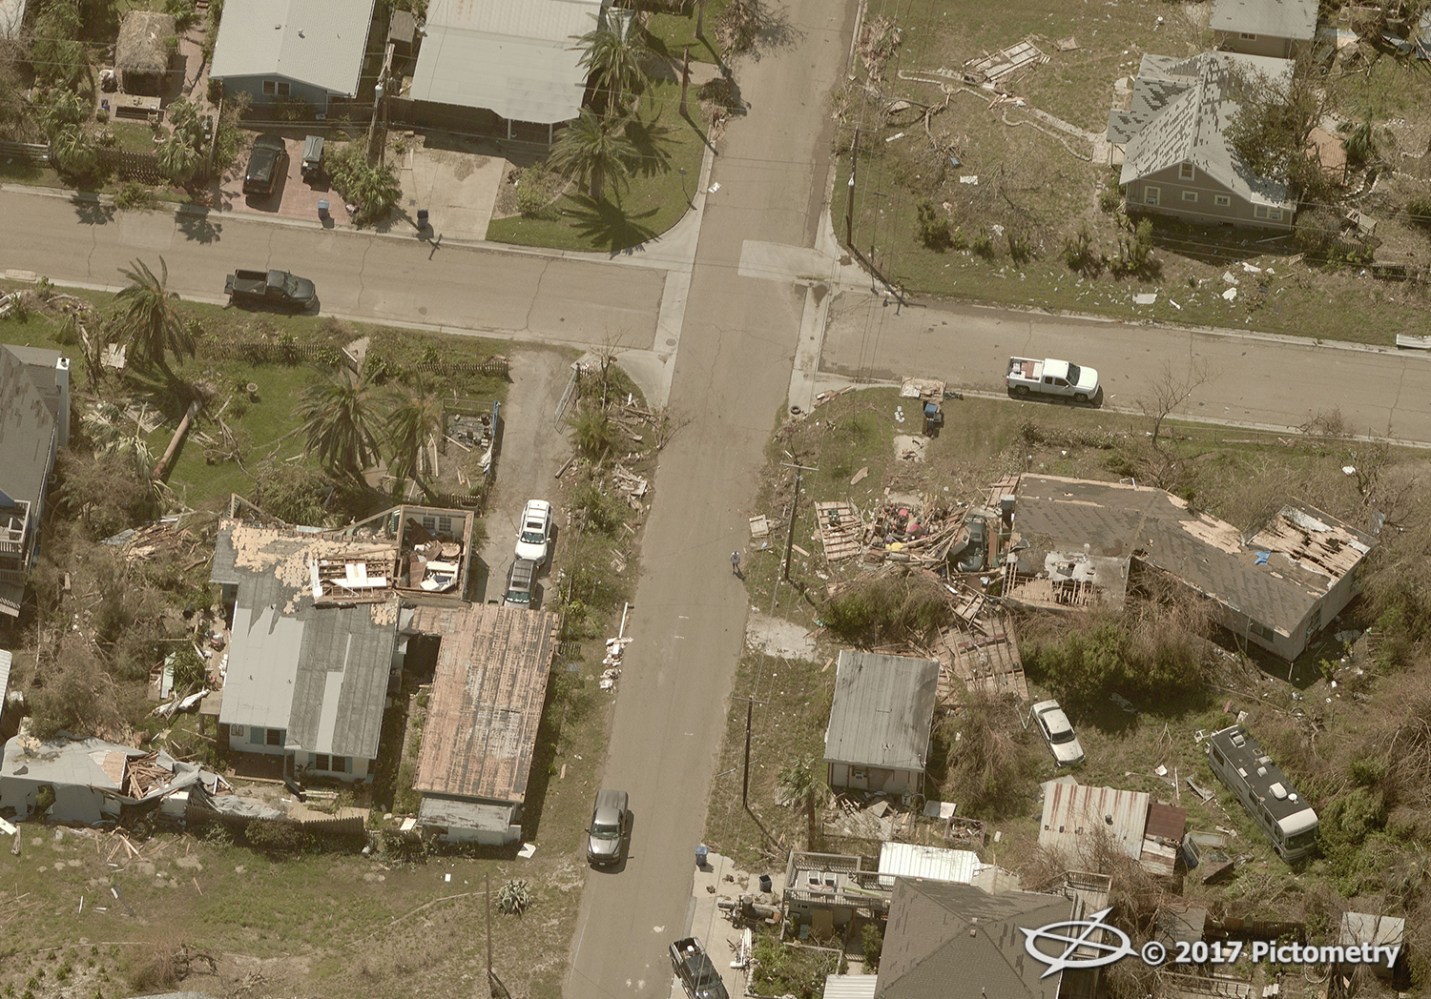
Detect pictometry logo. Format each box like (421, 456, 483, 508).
(1020, 907, 1134, 978)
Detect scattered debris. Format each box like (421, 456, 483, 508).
(749, 514, 770, 539)
(815, 502, 863, 562)
(964, 39, 1047, 83)
(849, 466, 869, 486)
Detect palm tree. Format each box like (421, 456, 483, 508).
(113, 258, 194, 378)
(776, 757, 827, 849)
(384, 381, 445, 498)
(50, 123, 98, 178)
(575, 19, 652, 116)
(158, 132, 202, 185)
(347, 161, 402, 227)
(549, 109, 638, 201)
(298, 373, 380, 484)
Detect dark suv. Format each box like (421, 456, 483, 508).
(669, 938, 728, 999)
(243, 134, 289, 195)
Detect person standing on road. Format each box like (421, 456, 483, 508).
(730, 551, 742, 578)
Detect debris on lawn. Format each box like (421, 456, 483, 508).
(963, 39, 1047, 85)
(815, 501, 863, 561)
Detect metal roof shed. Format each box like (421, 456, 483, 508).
(824, 651, 939, 795)
(1039, 779, 1150, 862)
(877, 842, 979, 886)
(821, 975, 878, 999)
(409, 0, 607, 129)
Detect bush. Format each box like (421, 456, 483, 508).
(244, 819, 311, 855)
(113, 182, 156, 212)
(914, 199, 953, 251)
(1406, 193, 1431, 228)
(861, 923, 884, 971)
(496, 878, 533, 915)
(822, 572, 952, 646)
(515, 165, 563, 219)
(1063, 224, 1103, 277)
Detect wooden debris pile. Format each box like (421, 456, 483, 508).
(931, 610, 1029, 710)
(102, 518, 204, 565)
(866, 495, 963, 565)
(815, 501, 863, 561)
(123, 752, 179, 799)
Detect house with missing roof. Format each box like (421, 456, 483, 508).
(406, 0, 610, 138)
(210, 503, 475, 783)
(874, 878, 1102, 999)
(0, 345, 71, 619)
(1109, 52, 1297, 230)
(209, 0, 378, 111)
(1212, 0, 1319, 59)
(1007, 475, 1375, 660)
(405, 603, 558, 845)
(824, 651, 939, 796)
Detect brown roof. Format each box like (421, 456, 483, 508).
(1038, 780, 1148, 862)
(116, 11, 175, 76)
(410, 604, 557, 804)
(1013, 476, 1375, 637)
(1145, 801, 1187, 842)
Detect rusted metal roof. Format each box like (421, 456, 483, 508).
(1146, 800, 1187, 842)
(410, 604, 558, 804)
(1039, 780, 1149, 862)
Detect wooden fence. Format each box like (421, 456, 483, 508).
(0, 140, 49, 162)
(187, 800, 367, 839)
(97, 147, 165, 185)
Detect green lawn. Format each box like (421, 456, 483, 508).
(486, 81, 707, 252)
(645, 0, 729, 65)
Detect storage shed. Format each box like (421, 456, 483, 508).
(823, 651, 938, 795)
(116, 11, 175, 95)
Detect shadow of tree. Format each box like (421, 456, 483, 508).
(72, 197, 115, 226)
(566, 196, 659, 252)
(622, 113, 674, 179)
(723, 0, 805, 62)
(177, 210, 223, 243)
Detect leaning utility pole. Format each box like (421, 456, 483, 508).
(741, 697, 754, 808)
(486, 872, 511, 998)
(845, 127, 859, 247)
(780, 459, 818, 581)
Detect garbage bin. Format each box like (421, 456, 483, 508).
(317, 199, 330, 220)
(417, 208, 430, 229)
(695, 843, 709, 869)
(758, 874, 773, 893)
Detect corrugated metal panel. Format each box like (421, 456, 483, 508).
(1146, 800, 1187, 842)
(218, 575, 306, 732)
(1039, 780, 1149, 861)
(210, 0, 377, 97)
(824, 651, 939, 773)
(410, 0, 605, 124)
(877, 842, 978, 886)
(821, 974, 878, 999)
(287, 604, 397, 759)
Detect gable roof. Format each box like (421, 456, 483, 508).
(1211, 0, 1318, 41)
(877, 880, 1069, 999)
(1116, 52, 1294, 208)
(410, 0, 606, 124)
(1012, 476, 1374, 641)
(409, 603, 557, 804)
(214, 522, 398, 760)
(0, 346, 57, 518)
(825, 651, 938, 772)
(210, 0, 376, 96)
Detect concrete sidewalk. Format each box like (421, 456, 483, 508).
(669, 850, 787, 999)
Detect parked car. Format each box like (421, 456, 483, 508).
(669, 937, 729, 999)
(223, 269, 317, 311)
(515, 499, 553, 564)
(243, 134, 288, 195)
(586, 789, 629, 867)
(504, 558, 538, 608)
(1032, 699, 1085, 766)
(1006, 356, 1101, 403)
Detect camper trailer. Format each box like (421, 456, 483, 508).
(1205, 725, 1318, 862)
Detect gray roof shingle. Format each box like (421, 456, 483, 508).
(1116, 52, 1294, 208)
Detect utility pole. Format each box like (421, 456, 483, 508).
(741, 697, 753, 808)
(486, 872, 511, 998)
(780, 459, 818, 582)
(845, 127, 859, 247)
(680, 44, 691, 118)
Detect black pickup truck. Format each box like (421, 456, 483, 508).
(224, 269, 317, 311)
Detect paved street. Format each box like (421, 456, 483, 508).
(815, 293, 1431, 444)
(561, 0, 859, 996)
(0, 187, 666, 354)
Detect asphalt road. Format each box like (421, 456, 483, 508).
(0, 188, 666, 351)
(561, 0, 859, 996)
(821, 293, 1431, 444)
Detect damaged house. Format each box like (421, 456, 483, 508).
(825, 651, 939, 795)
(210, 503, 475, 782)
(0, 737, 224, 826)
(1005, 476, 1375, 660)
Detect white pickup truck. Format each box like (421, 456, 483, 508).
(1007, 357, 1101, 403)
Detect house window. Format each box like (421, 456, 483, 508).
(1253, 206, 1285, 221)
(261, 80, 291, 98)
(1249, 621, 1276, 641)
(1179, 163, 1195, 181)
(1240, 32, 1257, 39)
(265, 727, 284, 746)
(230, 725, 246, 738)
(1182, 191, 1199, 203)
(1214, 195, 1231, 207)
(314, 754, 330, 772)
(332, 756, 350, 774)
(1144, 185, 1161, 206)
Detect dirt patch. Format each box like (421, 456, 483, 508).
(746, 612, 818, 660)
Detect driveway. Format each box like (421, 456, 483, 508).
(474, 348, 574, 605)
(395, 139, 507, 243)
(216, 132, 342, 224)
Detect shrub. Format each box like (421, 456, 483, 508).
(971, 233, 996, 259)
(515, 164, 562, 220)
(244, 819, 311, 855)
(1063, 224, 1103, 277)
(914, 199, 953, 251)
(496, 878, 533, 915)
(822, 572, 952, 645)
(113, 182, 156, 212)
(861, 923, 884, 971)
(1406, 193, 1431, 228)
